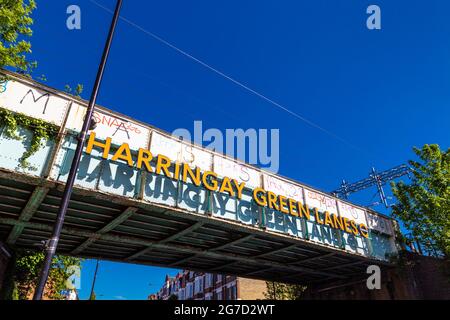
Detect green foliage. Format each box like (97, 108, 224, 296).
(0, 1, 82, 171)
(64, 83, 84, 98)
(11, 249, 82, 300)
(0, 107, 59, 170)
(391, 144, 450, 258)
(168, 294, 178, 300)
(36, 74, 46, 82)
(11, 282, 19, 300)
(264, 281, 306, 300)
(0, 0, 37, 77)
(89, 291, 96, 300)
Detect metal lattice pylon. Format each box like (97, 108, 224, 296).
(332, 164, 411, 208)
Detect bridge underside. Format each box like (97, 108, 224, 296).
(0, 170, 390, 286)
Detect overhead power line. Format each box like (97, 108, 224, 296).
(89, 0, 363, 152)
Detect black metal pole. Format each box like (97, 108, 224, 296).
(89, 260, 100, 300)
(33, 0, 123, 300)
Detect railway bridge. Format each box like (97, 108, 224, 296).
(0, 71, 398, 287)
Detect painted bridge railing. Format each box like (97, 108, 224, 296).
(0, 71, 398, 261)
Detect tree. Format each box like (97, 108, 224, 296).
(1, 249, 82, 300)
(0, 0, 37, 76)
(264, 281, 306, 300)
(391, 144, 450, 258)
(64, 83, 84, 98)
(0, 1, 86, 301)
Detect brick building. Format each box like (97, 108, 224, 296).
(151, 270, 267, 300)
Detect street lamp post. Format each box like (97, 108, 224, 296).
(89, 259, 100, 300)
(33, 0, 123, 300)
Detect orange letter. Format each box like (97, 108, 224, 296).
(232, 179, 246, 200)
(267, 192, 279, 211)
(315, 208, 324, 225)
(332, 214, 344, 231)
(173, 161, 181, 180)
(86, 132, 111, 159)
(288, 198, 298, 217)
(137, 148, 153, 172)
(324, 211, 335, 229)
(156, 154, 172, 178)
(112, 143, 133, 166)
(343, 217, 352, 234)
(278, 195, 289, 214)
(182, 164, 201, 186)
(202, 171, 218, 191)
(350, 220, 359, 236)
(297, 202, 310, 220)
(219, 177, 235, 197)
(359, 224, 369, 238)
(253, 188, 267, 206)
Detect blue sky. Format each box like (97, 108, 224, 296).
(25, 0, 450, 299)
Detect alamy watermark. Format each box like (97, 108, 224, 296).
(366, 265, 381, 290)
(66, 5, 81, 30)
(65, 265, 81, 290)
(172, 121, 280, 173)
(367, 5, 381, 30)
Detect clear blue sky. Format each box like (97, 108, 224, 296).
(25, 0, 449, 299)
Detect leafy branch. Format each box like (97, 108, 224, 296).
(264, 281, 307, 300)
(0, 0, 37, 78)
(64, 83, 84, 98)
(6, 249, 81, 300)
(391, 144, 450, 258)
(0, 107, 59, 170)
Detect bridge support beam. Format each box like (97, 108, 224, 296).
(276, 271, 305, 281)
(169, 234, 255, 268)
(320, 260, 364, 271)
(209, 260, 240, 271)
(0, 217, 347, 280)
(211, 234, 255, 251)
(6, 186, 49, 245)
(125, 221, 204, 261)
(290, 252, 336, 266)
(71, 207, 138, 255)
(243, 266, 273, 276)
(253, 244, 298, 258)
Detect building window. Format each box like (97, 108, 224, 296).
(199, 276, 204, 292)
(186, 283, 193, 299)
(205, 274, 212, 288)
(194, 277, 200, 294)
(178, 288, 185, 300)
(231, 285, 237, 300)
